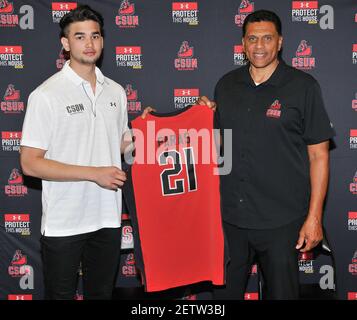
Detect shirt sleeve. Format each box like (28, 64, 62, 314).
(20, 89, 54, 151)
(302, 80, 335, 145)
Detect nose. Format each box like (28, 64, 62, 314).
(85, 38, 94, 48)
(255, 38, 264, 48)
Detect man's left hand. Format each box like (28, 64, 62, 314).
(295, 216, 323, 252)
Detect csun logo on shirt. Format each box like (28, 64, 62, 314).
(66, 103, 84, 115)
(266, 100, 282, 118)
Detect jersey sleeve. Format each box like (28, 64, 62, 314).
(302, 80, 335, 145)
(20, 89, 54, 151)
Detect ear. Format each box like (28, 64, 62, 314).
(61, 37, 70, 52)
(278, 36, 283, 51)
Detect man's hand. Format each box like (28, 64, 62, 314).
(197, 96, 217, 111)
(295, 216, 323, 252)
(141, 106, 156, 119)
(93, 166, 127, 191)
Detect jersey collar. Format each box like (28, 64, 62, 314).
(62, 60, 106, 86)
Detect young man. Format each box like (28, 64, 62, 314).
(199, 10, 335, 299)
(20, 5, 128, 299)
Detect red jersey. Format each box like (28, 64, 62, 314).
(124, 105, 225, 292)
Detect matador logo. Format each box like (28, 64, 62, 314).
(352, 93, 357, 111)
(172, 2, 199, 25)
(292, 40, 315, 70)
(0, 1, 34, 29)
(5, 168, 28, 196)
(174, 41, 198, 71)
(122, 253, 137, 277)
(174, 88, 199, 109)
(349, 171, 357, 195)
(266, 100, 282, 119)
(125, 84, 142, 114)
(1, 84, 24, 114)
(52, 2, 77, 23)
(348, 250, 357, 275)
(115, 0, 139, 28)
(235, 0, 254, 27)
(0, 45, 23, 68)
(116, 46, 142, 69)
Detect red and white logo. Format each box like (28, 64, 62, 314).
(174, 88, 199, 109)
(125, 84, 142, 114)
(1, 84, 24, 114)
(292, 40, 316, 70)
(8, 294, 33, 300)
(291, 1, 319, 24)
(122, 253, 136, 277)
(172, 2, 199, 25)
(0, 0, 19, 27)
(121, 225, 133, 249)
(348, 292, 357, 300)
(52, 2, 77, 23)
(116, 46, 142, 69)
(352, 44, 357, 65)
(348, 250, 357, 275)
(4, 214, 31, 235)
(299, 251, 314, 273)
(8, 250, 30, 277)
(350, 171, 357, 195)
(56, 47, 66, 70)
(348, 212, 357, 231)
(174, 41, 198, 71)
(233, 44, 247, 66)
(115, 0, 139, 28)
(350, 129, 357, 149)
(266, 100, 282, 118)
(244, 292, 259, 300)
(1, 131, 21, 152)
(235, 0, 254, 27)
(0, 45, 23, 68)
(5, 168, 28, 197)
(352, 93, 357, 111)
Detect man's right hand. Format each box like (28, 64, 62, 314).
(93, 166, 127, 191)
(197, 96, 217, 111)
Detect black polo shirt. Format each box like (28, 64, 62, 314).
(214, 60, 335, 229)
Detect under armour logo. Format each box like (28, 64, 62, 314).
(60, 4, 69, 10)
(124, 48, 133, 53)
(12, 215, 22, 221)
(300, 2, 310, 8)
(180, 4, 189, 9)
(5, 47, 14, 53)
(181, 90, 191, 95)
(110, 102, 117, 107)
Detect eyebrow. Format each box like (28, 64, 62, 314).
(73, 31, 101, 36)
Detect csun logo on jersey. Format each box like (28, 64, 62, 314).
(52, 2, 77, 23)
(172, 2, 199, 25)
(115, 0, 139, 28)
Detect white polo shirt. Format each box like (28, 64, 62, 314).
(21, 61, 128, 236)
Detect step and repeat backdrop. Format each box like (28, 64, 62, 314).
(0, 0, 356, 300)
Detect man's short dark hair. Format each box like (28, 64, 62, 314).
(242, 10, 282, 37)
(59, 4, 104, 38)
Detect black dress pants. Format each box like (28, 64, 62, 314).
(41, 227, 121, 300)
(214, 217, 305, 300)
